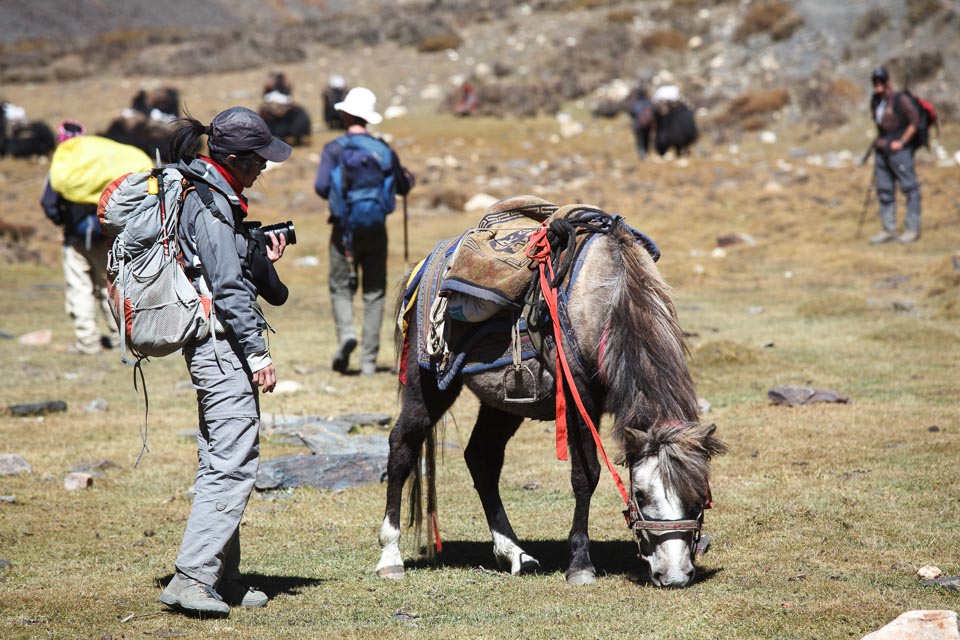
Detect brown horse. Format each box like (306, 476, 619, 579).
(377, 205, 725, 587)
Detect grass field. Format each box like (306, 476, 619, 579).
(1, 59, 959, 638)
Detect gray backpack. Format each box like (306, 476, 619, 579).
(98, 167, 212, 364)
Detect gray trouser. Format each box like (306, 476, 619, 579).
(62, 237, 119, 353)
(875, 147, 922, 233)
(175, 336, 260, 587)
(329, 225, 387, 367)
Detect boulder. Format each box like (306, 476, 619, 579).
(861, 610, 960, 640)
(255, 453, 387, 491)
(768, 386, 849, 407)
(64, 472, 93, 491)
(8, 401, 67, 417)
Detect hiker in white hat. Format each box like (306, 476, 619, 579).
(313, 86, 414, 375)
(334, 87, 383, 125)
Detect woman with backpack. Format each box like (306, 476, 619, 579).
(159, 107, 292, 616)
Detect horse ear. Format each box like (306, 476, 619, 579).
(701, 423, 728, 458)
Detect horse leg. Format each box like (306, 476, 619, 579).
(464, 404, 539, 575)
(376, 363, 460, 579)
(565, 411, 602, 585)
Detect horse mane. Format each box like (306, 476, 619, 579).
(599, 218, 700, 444)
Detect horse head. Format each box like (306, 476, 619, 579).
(620, 421, 726, 587)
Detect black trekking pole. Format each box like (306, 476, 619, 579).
(856, 172, 877, 240)
(402, 194, 409, 263)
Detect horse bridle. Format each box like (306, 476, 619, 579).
(624, 497, 705, 561)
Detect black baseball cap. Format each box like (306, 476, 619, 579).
(870, 67, 890, 83)
(207, 106, 292, 162)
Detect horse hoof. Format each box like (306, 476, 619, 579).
(377, 566, 405, 580)
(565, 570, 597, 586)
(517, 554, 541, 575)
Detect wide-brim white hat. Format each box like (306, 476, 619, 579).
(335, 87, 382, 125)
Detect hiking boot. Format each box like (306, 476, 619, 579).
(898, 229, 920, 244)
(159, 572, 230, 616)
(868, 231, 898, 245)
(361, 361, 377, 376)
(218, 579, 268, 608)
(332, 337, 357, 373)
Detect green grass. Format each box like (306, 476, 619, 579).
(2, 74, 960, 639)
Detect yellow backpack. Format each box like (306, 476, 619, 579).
(49, 136, 153, 205)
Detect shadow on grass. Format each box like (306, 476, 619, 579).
(406, 539, 723, 585)
(158, 572, 324, 600)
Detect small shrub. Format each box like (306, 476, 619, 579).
(734, 0, 804, 42)
(853, 7, 890, 39)
(641, 30, 688, 51)
(726, 88, 791, 119)
(417, 32, 462, 52)
(906, 0, 945, 26)
(606, 9, 636, 24)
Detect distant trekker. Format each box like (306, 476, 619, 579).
(867, 67, 922, 244)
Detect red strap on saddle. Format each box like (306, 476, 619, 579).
(526, 227, 631, 506)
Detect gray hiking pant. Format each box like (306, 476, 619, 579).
(329, 225, 387, 368)
(62, 237, 120, 353)
(175, 335, 260, 587)
(875, 148, 922, 234)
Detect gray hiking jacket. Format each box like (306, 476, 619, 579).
(176, 157, 270, 372)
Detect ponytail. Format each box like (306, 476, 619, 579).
(168, 116, 207, 162)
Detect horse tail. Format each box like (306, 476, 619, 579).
(601, 222, 699, 438)
(407, 412, 440, 562)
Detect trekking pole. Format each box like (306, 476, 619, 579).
(402, 194, 409, 263)
(856, 172, 877, 240)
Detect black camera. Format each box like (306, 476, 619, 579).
(246, 220, 297, 253)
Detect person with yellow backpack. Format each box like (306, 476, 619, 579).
(40, 121, 152, 354)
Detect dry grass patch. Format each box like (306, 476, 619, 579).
(795, 293, 867, 318)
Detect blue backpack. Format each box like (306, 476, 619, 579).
(329, 134, 396, 230)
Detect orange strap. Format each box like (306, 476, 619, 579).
(526, 228, 631, 505)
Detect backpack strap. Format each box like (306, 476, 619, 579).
(188, 179, 240, 231)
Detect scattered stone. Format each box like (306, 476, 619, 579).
(337, 413, 392, 427)
(294, 255, 320, 268)
(0, 495, 15, 503)
(70, 460, 116, 475)
(81, 398, 109, 413)
(760, 131, 777, 144)
(928, 425, 940, 432)
(921, 576, 960, 592)
(17, 329, 52, 346)
(892, 300, 914, 312)
(64, 472, 93, 491)
(860, 610, 960, 640)
(522, 481, 540, 490)
(0, 331, 14, 340)
(8, 400, 67, 417)
(0, 454, 31, 476)
(273, 380, 303, 394)
(391, 609, 420, 620)
(747, 306, 764, 314)
(0, 559, 11, 570)
(918, 565, 944, 580)
(464, 193, 499, 213)
(255, 453, 387, 491)
(697, 397, 712, 414)
(768, 386, 849, 407)
(717, 232, 757, 248)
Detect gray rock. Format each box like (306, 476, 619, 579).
(256, 453, 387, 491)
(70, 460, 117, 475)
(768, 385, 849, 407)
(0, 559, 11, 570)
(921, 576, 960, 592)
(0, 454, 31, 476)
(0, 496, 15, 503)
(8, 401, 67, 417)
(81, 398, 109, 413)
(337, 413, 392, 428)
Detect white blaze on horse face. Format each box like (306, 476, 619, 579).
(631, 456, 696, 588)
(376, 517, 404, 573)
